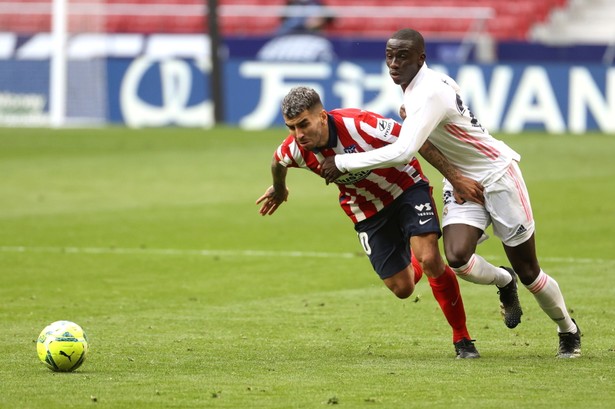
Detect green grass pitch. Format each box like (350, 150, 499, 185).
(1, 127, 614, 408)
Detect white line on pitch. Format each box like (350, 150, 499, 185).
(0, 245, 360, 259)
(0, 245, 612, 265)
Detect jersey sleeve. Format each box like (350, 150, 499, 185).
(273, 136, 307, 169)
(355, 110, 402, 145)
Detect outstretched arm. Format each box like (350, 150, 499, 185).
(256, 157, 290, 216)
(320, 94, 443, 185)
(418, 140, 484, 205)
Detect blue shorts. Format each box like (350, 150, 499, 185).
(354, 184, 441, 279)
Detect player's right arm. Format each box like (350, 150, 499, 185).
(256, 156, 290, 216)
(399, 103, 484, 205)
(418, 140, 484, 205)
(320, 90, 445, 185)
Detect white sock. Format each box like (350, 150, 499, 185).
(525, 270, 576, 333)
(451, 254, 512, 287)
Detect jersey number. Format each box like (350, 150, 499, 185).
(358, 232, 372, 255)
(456, 94, 484, 131)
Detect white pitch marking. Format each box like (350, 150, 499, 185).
(0, 246, 612, 264)
(0, 245, 360, 259)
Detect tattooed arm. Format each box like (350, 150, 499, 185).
(418, 140, 484, 205)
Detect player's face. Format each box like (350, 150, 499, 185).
(385, 38, 425, 89)
(284, 108, 328, 150)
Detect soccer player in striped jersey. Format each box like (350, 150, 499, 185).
(320, 28, 581, 358)
(256, 86, 484, 359)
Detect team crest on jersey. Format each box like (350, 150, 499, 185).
(443, 190, 453, 205)
(338, 144, 372, 184)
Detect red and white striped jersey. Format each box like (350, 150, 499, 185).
(274, 108, 429, 223)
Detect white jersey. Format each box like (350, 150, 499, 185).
(335, 63, 520, 186)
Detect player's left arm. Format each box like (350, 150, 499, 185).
(418, 140, 484, 205)
(256, 157, 290, 216)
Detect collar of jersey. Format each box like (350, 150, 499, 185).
(407, 62, 428, 92)
(312, 114, 337, 153)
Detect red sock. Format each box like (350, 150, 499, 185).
(428, 265, 471, 343)
(410, 252, 424, 284)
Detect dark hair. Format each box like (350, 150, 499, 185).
(390, 29, 425, 53)
(281, 86, 323, 119)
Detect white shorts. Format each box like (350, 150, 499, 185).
(442, 161, 535, 247)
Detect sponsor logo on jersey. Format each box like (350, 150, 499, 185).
(414, 202, 435, 217)
(335, 169, 371, 185)
(377, 119, 393, 138)
(336, 144, 371, 183)
(514, 225, 527, 236)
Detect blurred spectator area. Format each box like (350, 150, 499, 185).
(532, 0, 615, 44)
(0, 0, 569, 41)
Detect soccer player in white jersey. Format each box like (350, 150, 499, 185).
(320, 29, 581, 358)
(256, 86, 484, 358)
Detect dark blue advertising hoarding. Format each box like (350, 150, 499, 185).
(105, 57, 614, 133)
(1, 44, 613, 132)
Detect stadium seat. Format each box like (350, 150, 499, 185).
(0, 0, 565, 41)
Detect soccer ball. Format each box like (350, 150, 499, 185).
(37, 321, 88, 372)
